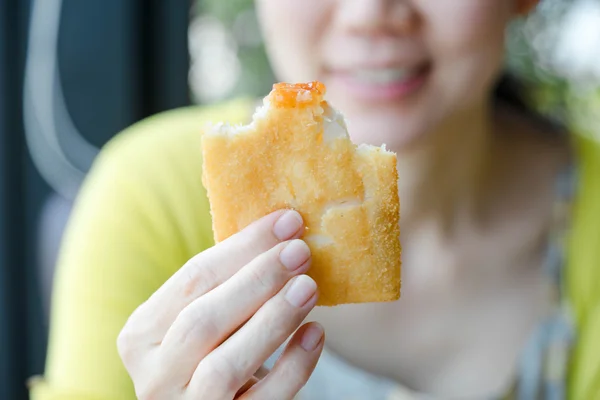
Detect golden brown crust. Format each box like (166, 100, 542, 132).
(201, 82, 401, 306)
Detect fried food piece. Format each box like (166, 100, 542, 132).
(201, 81, 401, 306)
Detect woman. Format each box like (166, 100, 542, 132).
(30, 0, 600, 399)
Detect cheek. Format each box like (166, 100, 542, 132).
(256, 0, 329, 82)
(425, 1, 511, 50)
(421, 1, 513, 103)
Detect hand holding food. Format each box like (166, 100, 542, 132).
(118, 210, 324, 400)
(118, 81, 402, 399)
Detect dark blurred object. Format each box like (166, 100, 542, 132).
(24, 0, 191, 200)
(1, 1, 191, 399)
(1, 2, 33, 400)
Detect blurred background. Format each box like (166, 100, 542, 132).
(0, 0, 599, 399)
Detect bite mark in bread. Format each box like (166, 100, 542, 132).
(201, 81, 401, 306)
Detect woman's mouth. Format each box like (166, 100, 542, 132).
(329, 63, 431, 102)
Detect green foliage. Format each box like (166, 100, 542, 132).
(201, 0, 254, 26)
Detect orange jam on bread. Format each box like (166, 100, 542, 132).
(269, 81, 326, 108)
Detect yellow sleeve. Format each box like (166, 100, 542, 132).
(567, 135, 600, 399)
(29, 100, 253, 400)
(569, 304, 600, 399)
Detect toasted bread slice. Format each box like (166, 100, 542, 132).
(201, 82, 401, 306)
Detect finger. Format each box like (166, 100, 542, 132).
(236, 366, 270, 398)
(159, 239, 311, 385)
(240, 322, 324, 400)
(188, 275, 318, 399)
(126, 209, 305, 345)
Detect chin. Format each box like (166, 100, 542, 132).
(326, 86, 436, 151)
(334, 105, 433, 151)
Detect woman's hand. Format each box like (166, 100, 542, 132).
(117, 210, 324, 400)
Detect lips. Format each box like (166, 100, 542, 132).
(328, 62, 432, 102)
(350, 64, 427, 85)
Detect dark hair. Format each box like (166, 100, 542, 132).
(493, 72, 564, 132)
(494, 73, 529, 111)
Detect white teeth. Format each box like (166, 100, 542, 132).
(352, 68, 415, 84)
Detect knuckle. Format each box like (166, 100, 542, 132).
(116, 303, 148, 351)
(258, 307, 283, 332)
(264, 298, 301, 331)
(116, 325, 136, 362)
(245, 264, 273, 293)
(133, 362, 179, 400)
(282, 360, 312, 390)
(136, 383, 162, 400)
(199, 357, 242, 395)
(181, 265, 202, 298)
(236, 229, 263, 252)
(177, 303, 220, 345)
(181, 254, 219, 298)
(296, 363, 314, 385)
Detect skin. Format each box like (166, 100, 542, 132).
(118, 0, 569, 398)
(118, 210, 324, 399)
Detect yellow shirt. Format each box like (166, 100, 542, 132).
(29, 99, 600, 399)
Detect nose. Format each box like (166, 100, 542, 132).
(336, 0, 420, 36)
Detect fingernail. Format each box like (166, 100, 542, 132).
(300, 324, 324, 352)
(285, 275, 317, 308)
(279, 240, 311, 271)
(273, 210, 303, 240)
